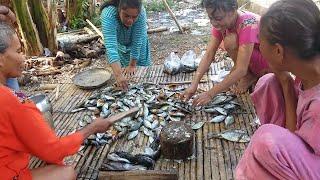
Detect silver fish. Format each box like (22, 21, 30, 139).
(169, 111, 186, 117)
(107, 153, 131, 163)
(206, 129, 250, 143)
(143, 128, 153, 137)
(143, 120, 153, 129)
(223, 103, 236, 110)
(84, 115, 93, 124)
(123, 99, 135, 107)
(169, 116, 181, 122)
(146, 95, 156, 104)
(100, 162, 147, 171)
(143, 104, 149, 119)
(129, 121, 143, 132)
(79, 120, 86, 127)
(214, 107, 228, 116)
(211, 95, 227, 105)
(204, 108, 218, 113)
(192, 121, 205, 130)
(224, 115, 235, 126)
(210, 115, 226, 123)
(148, 136, 154, 144)
(128, 130, 139, 140)
(71, 107, 86, 113)
(151, 120, 159, 129)
(102, 95, 115, 101)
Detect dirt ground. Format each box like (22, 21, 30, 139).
(21, 0, 227, 95)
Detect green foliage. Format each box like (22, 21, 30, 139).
(144, 0, 174, 12)
(69, 0, 101, 30)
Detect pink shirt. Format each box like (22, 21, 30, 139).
(211, 11, 269, 76)
(295, 80, 320, 155)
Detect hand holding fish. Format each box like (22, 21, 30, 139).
(192, 91, 214, 106)
(181, 85, 197, 101)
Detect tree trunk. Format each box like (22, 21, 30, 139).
(11, 0, 43, 56)
(28, 0, 57, 54)
(66, 0, 81, 23)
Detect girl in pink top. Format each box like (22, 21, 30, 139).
(236, 0, 320, 179)
(182, 0, 269, 105)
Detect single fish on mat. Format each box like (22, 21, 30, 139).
(205, 129, 250, 143)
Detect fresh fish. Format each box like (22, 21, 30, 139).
(210, 115, 226, 123)
(133, 154, 155, 169)
(223, 103, 236, 111)
(192, 121, 205, 130)
(71, 107, 86, 113)
(143, 128, 154, 137)
(169, 111, 186, 117)
(114, 151, 136, 162)
(143, 120, 153, 129)
(204, 108, 218, 113)
(102, 103, 109, 112)
(143, 104, 149, 119)
(224, 115, 235, 126)
(96, 133, 105, 139)
(79, 120, 86, 127)
(128, 130, 139, 140)
(102, 95, 115, 101)
(123, 99, 135, 107)
(211, 95, 227, 105)
(129, 121, 143, 132)
(214, 107, 228, 116)
(100, 161, 147, 171)
(107, 153, 131, 163)
(87, 106, 99, 112)
(206, 129, 250, 143)
(84, 115, 93, 124)
(148, 136, 154, 144)
(169, 116, 181, 122)
(151, 120, 159, 129)
(146, 95, 156, 104)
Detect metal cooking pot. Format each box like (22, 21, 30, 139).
(29, 94, 55, 130)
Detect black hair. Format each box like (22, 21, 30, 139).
(100, 0, 142, 12)
(0, 21, 15, 53)
(260, 0, 320, 59)
(201, 0, 238, 14)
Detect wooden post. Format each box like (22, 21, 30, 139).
(161, 0, 184, 34)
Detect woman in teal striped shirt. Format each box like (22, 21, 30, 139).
(101, 0, 151, 90)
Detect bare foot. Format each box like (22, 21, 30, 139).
(234, 72, 258, 94)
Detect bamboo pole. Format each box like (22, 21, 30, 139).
(161, 0, 184, 34)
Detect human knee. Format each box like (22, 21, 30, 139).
(251, 124, 284, 159)
(63, 166, 77, 180)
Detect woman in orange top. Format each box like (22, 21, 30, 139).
(0, 22, 124, 180)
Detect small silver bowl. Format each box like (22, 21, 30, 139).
(29, 94, 55, 130)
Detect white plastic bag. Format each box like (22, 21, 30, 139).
(180, 50, 197, 72)
(164, 52, 181, 75)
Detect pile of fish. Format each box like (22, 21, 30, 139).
(74, 83, 197, 147)
(73, 82, 244, 147)
(202, 92, 242, 126)
(100, 139, 161, 171)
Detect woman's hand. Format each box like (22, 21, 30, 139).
(192, 91, 214, 106)
(123, 65, 136, 77)
(181, 84, 198, 101)
(115, 73, 128, 91)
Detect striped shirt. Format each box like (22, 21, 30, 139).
(101, 6, 151, 67)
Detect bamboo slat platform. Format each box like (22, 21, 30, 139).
(29, 63, 259, 180)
